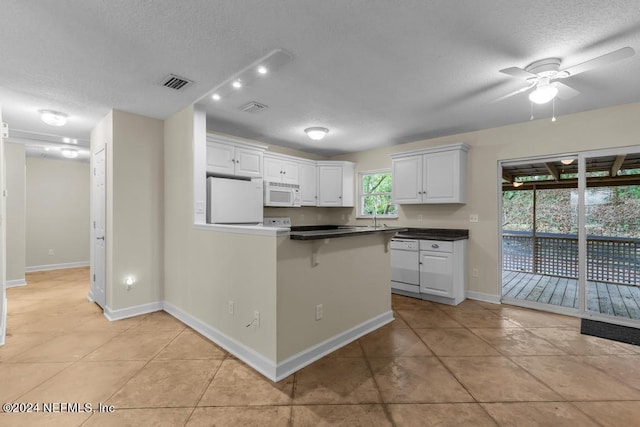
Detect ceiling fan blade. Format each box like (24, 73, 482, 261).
(499, 66, 538, 80)
(491, 82, 536, 103)
(555, 82, 580, 100)
(562, 46, 635, 77)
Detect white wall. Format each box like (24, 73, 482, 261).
(25, 157, 90, 270)
(5, 143, 25, 283)
(330, 102, 640, 300)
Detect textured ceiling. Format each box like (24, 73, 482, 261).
(2, 1, 640, 157)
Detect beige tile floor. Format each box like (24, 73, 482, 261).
(1, 268, 640, 426)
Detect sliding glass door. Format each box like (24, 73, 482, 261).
(501, 147, 640, 326)
(581, 151, 640, 324)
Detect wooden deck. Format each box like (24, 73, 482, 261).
(502, 270, 640, 320)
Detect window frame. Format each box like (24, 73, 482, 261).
(356, 168, 398, 219)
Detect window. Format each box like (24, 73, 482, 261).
(358, 170, 397, 218)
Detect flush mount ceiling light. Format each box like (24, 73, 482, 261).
(512, 181, 523, 188)
(528, 83, 558, 104)
(561, 159, 575, 165)
(305, 127, 329, 141)
(61, 148, 78, 159)
(40, 110, 68, 127)
(206, 49, 292, 103)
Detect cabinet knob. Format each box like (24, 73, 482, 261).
(339, 196, 342, 199)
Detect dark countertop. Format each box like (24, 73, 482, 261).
(393, 228, 469, 241)
(289, 225, 408, 241)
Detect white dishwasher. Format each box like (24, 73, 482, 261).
(390, 238, 420, 294)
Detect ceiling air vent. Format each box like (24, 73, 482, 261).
(161, 74, 194, 91)
(239, 101, 269, 113)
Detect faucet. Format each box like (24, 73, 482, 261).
(372, 201, 378, 228)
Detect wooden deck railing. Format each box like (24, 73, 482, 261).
(503, 231, 640, 285)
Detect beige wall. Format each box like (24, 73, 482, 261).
(276, 233, 391, 360)
(5, 143, 25, 282)
(25, 157, 90, 269)
(330, 102, 640, 299)
(165, 107, 278, 360)
(109, 110, 164, 310)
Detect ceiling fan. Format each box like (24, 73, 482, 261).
(497, 46, 635, 104)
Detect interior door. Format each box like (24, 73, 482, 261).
(92, 147, 106, 309)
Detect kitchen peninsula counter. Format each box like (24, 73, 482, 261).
(289, 225, 407, 240)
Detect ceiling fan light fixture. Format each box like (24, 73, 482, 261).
(512, 181, 523, 188)
(561, 159, 574, 165)
(305, 127, 329, 141)
(40, 110, 68, 127)
(61, 148, 79, 159)
(528, 84, 559, 104)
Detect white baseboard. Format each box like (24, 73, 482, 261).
(25, 261, 90, 273)
(104, 301, 163, 321)
(0, 296, 6, 346)
(163, 301, 278, 380)
(6, 278, 27, 288)
(274, 310, 394, 381)
(466, 290, 501, 305)
(163, 301, 393, 382)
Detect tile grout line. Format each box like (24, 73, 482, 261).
(357, 338, 398, 427)
(183, 351, 230, 426)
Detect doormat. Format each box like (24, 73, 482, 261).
(581, 319, 640, 346)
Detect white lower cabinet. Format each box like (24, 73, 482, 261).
(419, 239, 466, 305)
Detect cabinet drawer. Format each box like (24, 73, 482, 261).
(419, 240, 452, 252)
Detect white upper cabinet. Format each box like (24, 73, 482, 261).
(206, 135, 266, 179)
(299, 160, 317, 206)
(391, 143, 469, 204)
(263, 154, 300, 185)
(317, 161, 355, 207)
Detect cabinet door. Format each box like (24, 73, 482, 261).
(317, 165, 343, 206)
(235, 147, 263, 178)
(423, 150, 462, 203)
(281, 160, 300, 185)
(392, 156, 423, 204)
(264, 157, 284, 182)
(419, 250, 454, 297)
(206, 142, 235, 176)
(299, 162, 317, 206)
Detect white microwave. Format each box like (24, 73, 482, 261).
(264, 181, 301, 207)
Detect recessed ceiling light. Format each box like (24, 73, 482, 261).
(232, 80, 242, 89)
(40, 110, 68, 127)
(305, 127, 329, 141)
(257, 66, 268, 74)
(212, 93, 221, 101)
(61, 149, 79, 159)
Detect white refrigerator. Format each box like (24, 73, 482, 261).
(207, 177, 263, 224)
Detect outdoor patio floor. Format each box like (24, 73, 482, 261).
(502, 270, 640, 320)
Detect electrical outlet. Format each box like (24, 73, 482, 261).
(228, 300, 234, 315)
(48, 249, 54, 255)
(315, 304, 323, 321)
(418, 214, 423, 222)
(469, 214, 479, 223)
(253, 311, 260, 328)
(472, 268, 479, 278)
